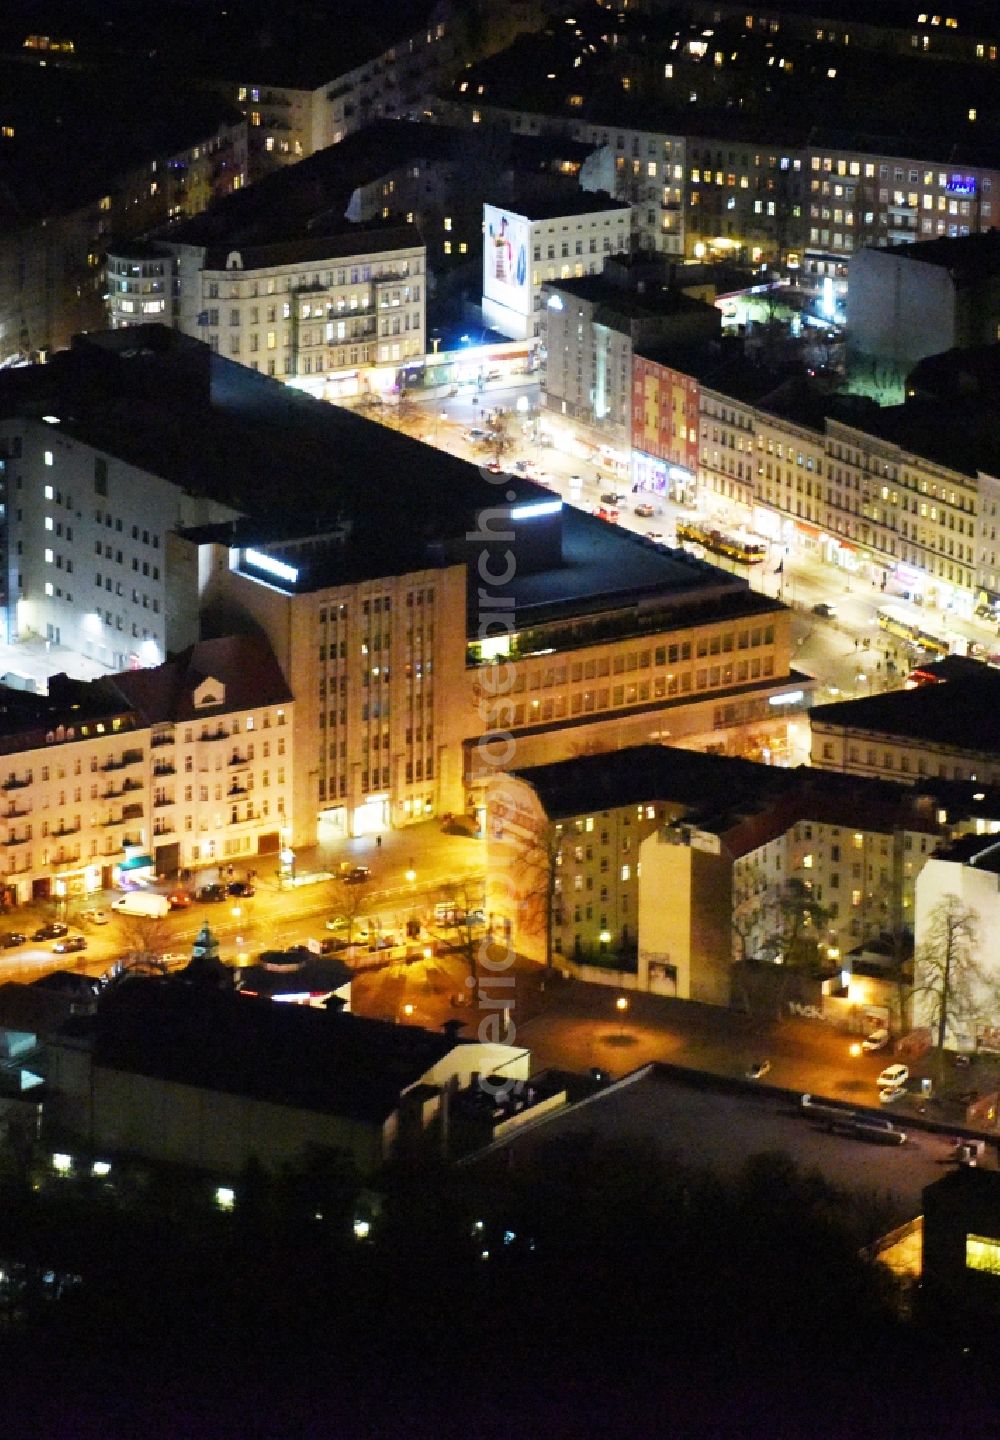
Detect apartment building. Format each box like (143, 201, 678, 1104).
(690, 368, 986, 610)
(443, 96, 1000, 277)
(0, 106, 246, 364)
(487, 746, 970, 1001)
(541, 269, 719, 447)
(0, 633, 291, 905)
(108, 227, 426, 392)
(0, 401, 240, 667)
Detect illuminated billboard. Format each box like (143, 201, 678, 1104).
(483, 205, 531, 318)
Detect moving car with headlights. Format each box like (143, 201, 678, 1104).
(877, 1063, 909, 1089)
(746, 1059, 771, 1081)
(861, 1027, 889, 1052)
(53, 935, 87, 954)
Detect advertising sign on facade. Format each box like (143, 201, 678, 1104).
(483, 206, 531, 318)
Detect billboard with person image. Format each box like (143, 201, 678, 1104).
(483, 205, 530, 318)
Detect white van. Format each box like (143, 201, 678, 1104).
(112, 891, 170, 919)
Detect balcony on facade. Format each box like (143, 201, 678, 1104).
(102, 750, 144, 771)
(153, 762, 176, 776)
(201, 728, 229, 742)
(2, 777, 31, 791)
(229, 752, 250, 767)
(51, 823, 80, 837)
(2, 804, 28, 818)
(3, 834, 29, 846)
(150, 732, 175, 748)
(152, 796, 174, 808)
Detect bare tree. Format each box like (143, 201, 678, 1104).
(764, 877, 832, 970)
(334, 878, 372, 948)
(428, 877, 487, 983)
(912, 894, 983, 1054)
(117, 912, 176, 962)
(512, 821, 562, 975)
(474, 409, 518, 469)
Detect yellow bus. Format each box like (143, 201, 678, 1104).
(676, 519, 767, 565)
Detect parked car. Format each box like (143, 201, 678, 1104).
(227, 881, 255, 898)
(634, 502, 656, 518)
(601, 490, 626, 505)
(879, 1084, 908, 1105)
(647, 531, 666, 544)
(745, 1059, 771, 1081)
(79, 907, 109, 925)
(0, 932, 26, 948)
(812, 601, 836, 618)
(343, 866, 371, 885)
(594, 506, 619, 523)
(53, 935, 87, 954)
(32, 922, 68, 941)
(196, 883, 227, 903)
(877, 1063, 909, 1089)
(167, 891, 192, 910)
(861, 1027, 890, 1052)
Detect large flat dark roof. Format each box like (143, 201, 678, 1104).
(89, 978, 461, 1124)
(810, 665, 1000, 754)
(1, 329, 778, 629)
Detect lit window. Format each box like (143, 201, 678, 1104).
(44, 484, 54, 499)
(966, 1234, 1000, 1274)
(44, 548, 53, 564)
(443, 217, 452, 231)
(44, 450, 54, 466)
(621, 864, 631, 882)
(45, 516, 53, 531)
(802, 853, 813, 868)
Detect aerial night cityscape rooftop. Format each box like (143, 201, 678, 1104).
(2, 1, 1000, 1435)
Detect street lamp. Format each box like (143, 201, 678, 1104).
(401, 1002, 415, 1021)
(405, 866, 416, 885)
(615, 994, 630, 1042)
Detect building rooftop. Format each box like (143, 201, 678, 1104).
(907, 345, 1000, 405)
(0, 57, 242, 224)
(881, 230, 1000, 283)
(503, 193, 630, 222)
(544, 274, 718, 325)
(0, 0, 445, 93)
(924, 832, 1000, 876)
(512, 743, 965, 849)
(111, 635, 293, 723)
(1, 329, 776, 632)
(513, 744, 798, 821)
(199, 225, 423, 274)
(154, 120, 598, 256)
(87, 978, 462, 1125)
(810, 664, 1000, 754)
